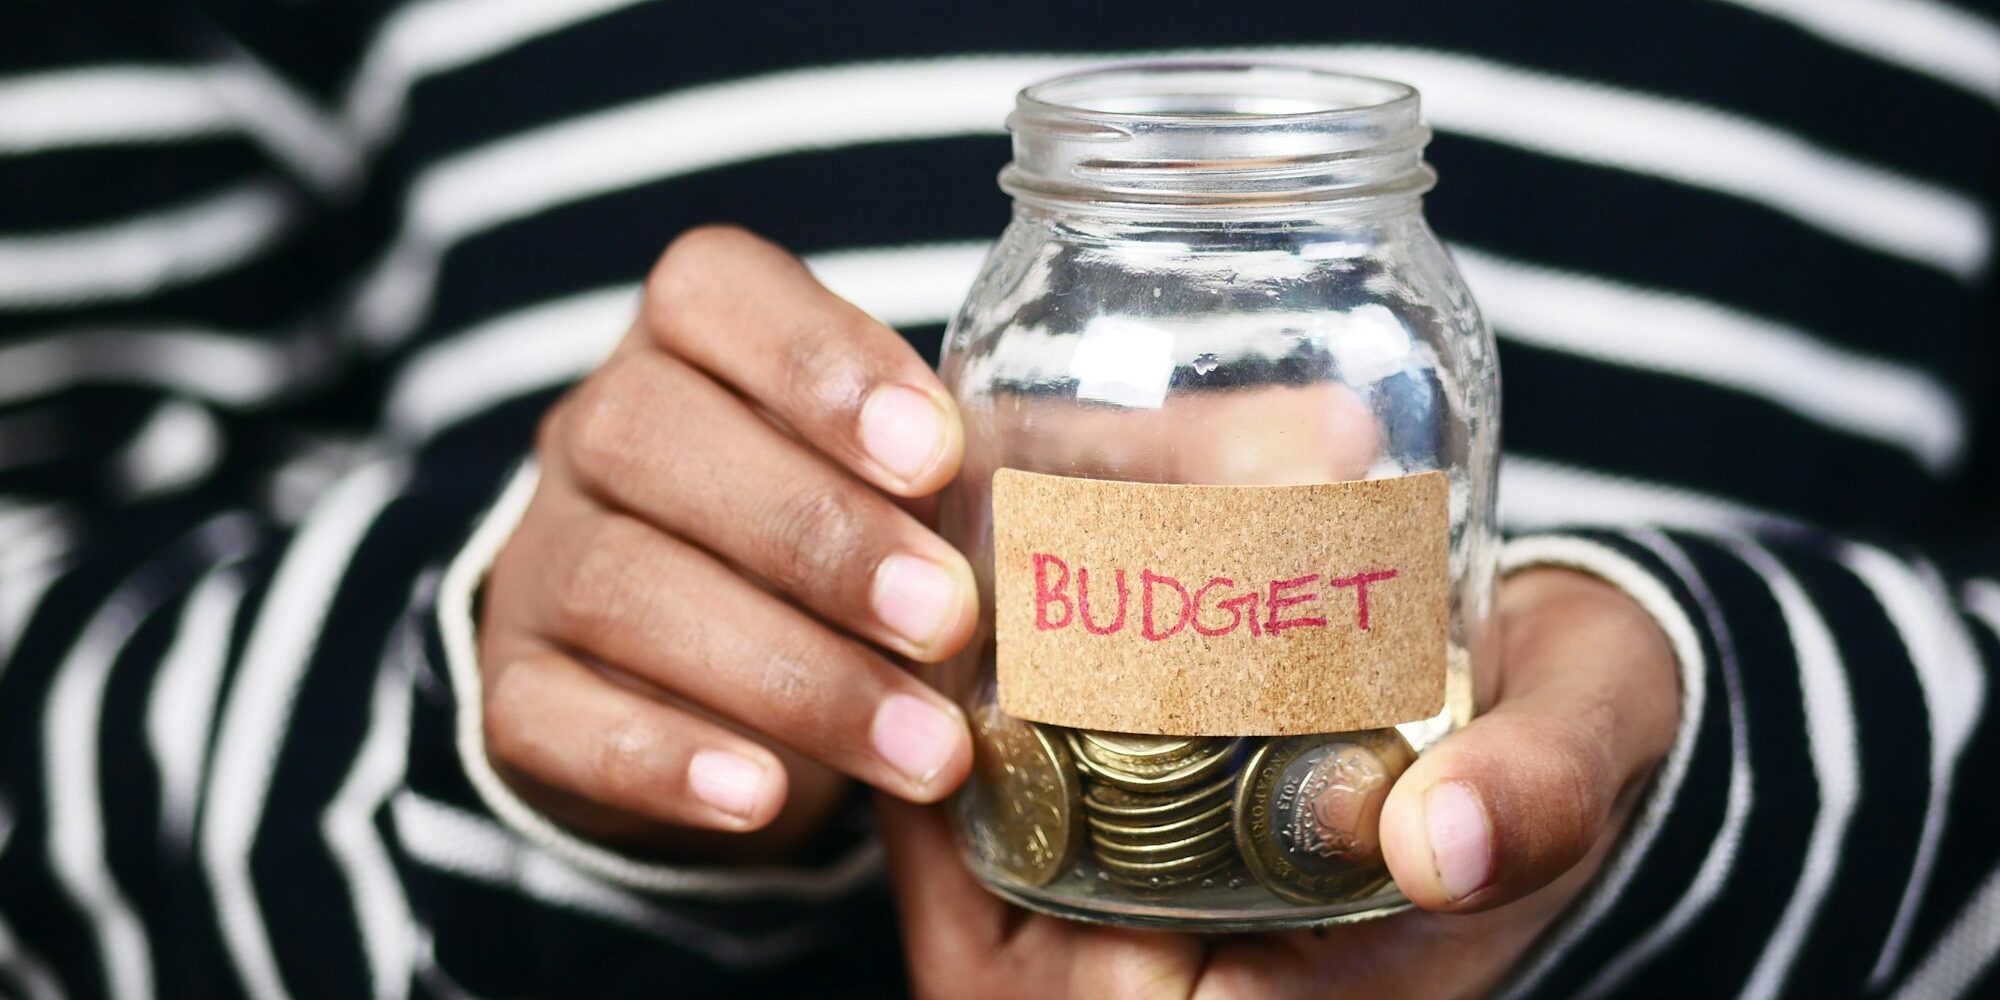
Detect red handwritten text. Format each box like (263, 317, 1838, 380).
(1029, 553, 1400, 640)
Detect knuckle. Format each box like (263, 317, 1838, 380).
(590, 715, 676, 804)
(781, 315, 875, 415)
(759, 487, 868, 595)
(547, 518, 642, 643)
(481, 660, 539, 772)
(646, 225, 755, 330)
(533, 394, 573, 460)
(562, 362, 649, 483)
(1541, 716, 1615, 838)
(754, 646, 841, 750)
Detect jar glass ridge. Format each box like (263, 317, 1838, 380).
(937, 62, 1500, 930)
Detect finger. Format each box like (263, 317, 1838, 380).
(482, 649, 789, 833)
(550, 348, 977, 662)
(642, 225, 963, 496)
(1379, 569, 1679, 912)
(515, 504, 972, 802)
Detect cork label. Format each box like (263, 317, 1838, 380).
(992, 468, 1449, 736)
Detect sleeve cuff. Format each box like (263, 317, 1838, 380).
(434, 460, 883, 900)
(1493, 533, 1710, 992)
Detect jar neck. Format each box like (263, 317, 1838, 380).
(1001, 62, 1436, 222)
(1009, 191, 1435, 247)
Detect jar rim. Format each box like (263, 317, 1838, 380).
(1002, 61, 1435, 215)
(1015, 62, 1420, 127)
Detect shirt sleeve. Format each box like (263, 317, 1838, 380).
(1493, 526, 2000, 1000)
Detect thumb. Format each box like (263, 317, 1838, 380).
(1378, 568, 1680, 912)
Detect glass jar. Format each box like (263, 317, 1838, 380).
(935, 62, 1499, 931)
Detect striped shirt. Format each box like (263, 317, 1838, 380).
(2, 1, 1998, 997)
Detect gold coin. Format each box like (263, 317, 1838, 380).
(1070, 732, 1243, 793)
(963, 705, 1082, 887)
(1090, 820, 1232, 861)
(1072, 731, 1221, 774)
(1084, 772, 1235, 822)
(1086, 796, 1232, 842)
(1077, 731, 1199, 759)
(1096, 839, 1237, 887)
(1233, 730, 1416, 905)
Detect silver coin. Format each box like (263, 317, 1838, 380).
(1234, 730, 1416, 904)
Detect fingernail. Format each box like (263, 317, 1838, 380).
(860, 385, 948, 484)
(872, 553, 961, 650)
(871, 693, 962, 788)
(1425, 782, 1493, 901)
(688, 750, 768, 821)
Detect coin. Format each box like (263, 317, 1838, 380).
(1096, 838, 1237, 888)
(963, 705, 1082, 887)
(1077, 731, 1199, 759)
(1084, 772, 1235, 822)
(1090, 820, 1233, 862)
(1070, 732, 1244, 793)
(1233, 730, 1417, 904)
(1086, 796, 1232, 841)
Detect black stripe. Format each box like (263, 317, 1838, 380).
(1497, 339, 1935, 530)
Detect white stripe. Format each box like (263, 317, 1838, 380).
(0, 68, 231, 153)
(1506, 531, 1749, 1000)
(1893, 860, 2000, 998)
(202, 49, 360, 194)
(45, 594, 160, 1000)
(1454, 248, 1966, 471)
(0, 182, 297, 309)
(808, 241, 992, 329)
(343, 0, 649, 148)
(1717, 0, 2000, 103)
(385, 286, 634, 440)
(321, 584, 427, 1000)
(348, 47, 1987, 346)
(384, 241, 990, 439)
(0, 327, 302, 408)
(0, 1, 641, 160)
(389, 792, 831, 968)
(1729, 541, 1860, 1000)
(1840, 546, 1989, 985)
(147, 560, 252, 849)
(1964, 579, 2000, 641)
(409, 926, 488, 1000)
(1500, 457, 1789, 534)
(201, 459, 409, 1000)
(116, 400, 222, 499)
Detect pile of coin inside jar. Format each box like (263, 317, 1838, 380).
(966, 706, 1419, 907)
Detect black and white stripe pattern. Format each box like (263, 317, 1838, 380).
(2, 1, 1997, 997)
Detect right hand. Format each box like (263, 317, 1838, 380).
(479, 225, 979, 862)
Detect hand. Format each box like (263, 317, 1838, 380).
(479, 226, 979, 862)
(879, 567, 1680, 999)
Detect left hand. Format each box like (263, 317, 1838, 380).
(878, 567, 1681, 1000)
